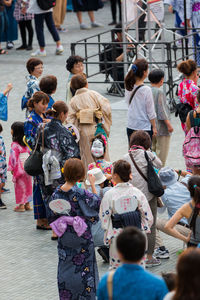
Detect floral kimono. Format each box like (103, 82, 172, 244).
(100, 182, 153, 269)
(88, 159, 112, 175)
(50, 185, 100, 300)
(8, 142, 32, 205)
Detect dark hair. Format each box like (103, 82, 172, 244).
(27, 91, 49, 109)
(63, 158, 85, 182)
(129, 130, 151, 150)
(66, 55, 84, 72)
(197, 89, 200, 104)
(70, 74, 87, 92)
(148, 69, 165, 84)
(26, 58, 43, 74)
(46, 101, 68, 119)
(116, 227, 146, 262)
(39, 75, 57, 95)
(125, 59, 148, 91)
(0, 123, 2, 133)
(113, 160, 131, 182)
(177, 59, 197, 77)
(173, 248, 200, 300)
(188, 176, 200, 237)
(11, 122, 25, 147)
(161, 272, 176, 292)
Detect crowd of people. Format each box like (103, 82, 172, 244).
(2, 1, 200, 299)
(1, 51, 200, 300)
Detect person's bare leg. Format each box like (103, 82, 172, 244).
(88, 11, 95, 23)
(76, 11, 82, 24)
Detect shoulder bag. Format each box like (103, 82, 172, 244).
(107, 270, 115, 300)
(129, 151, 164, 197)
(24, 124, 45, 176)
(129, 84, 144, 105)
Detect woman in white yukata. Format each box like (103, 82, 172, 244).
(99, 160, 153, 270)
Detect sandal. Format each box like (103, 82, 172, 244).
(14, 206, 25, 212)
(0, 49, 8, 55)
(25, 203, 33, 211)
(36, 224, 52, 230)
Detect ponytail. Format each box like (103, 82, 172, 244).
(188, 176, 200, 237)
(125, 58, 148, 91)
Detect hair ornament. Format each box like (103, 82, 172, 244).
(101, 134, 107, 146)
(194, 184, 197, 189)
(131, 64, 138, 74)
(51, 107, 56, 112)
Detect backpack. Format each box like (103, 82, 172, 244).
(183, 111, 200, 167)
(37, 0, 56, 10)
(175, 102, 193, 123)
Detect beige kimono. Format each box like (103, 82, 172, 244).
(67, 88, 112, 172)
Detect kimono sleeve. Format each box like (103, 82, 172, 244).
(0, 93, 8, 121)
(8, 147, 17, 172)
(79, 189, 100, 222)
(67, 99, 79, 128)
(59, 130, 80, 166)
(24, 120, 36, 150)
(99, 190, 112, 231)
(137, 190, 153, 232)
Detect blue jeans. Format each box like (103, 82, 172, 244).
(34, 12, 60, 47)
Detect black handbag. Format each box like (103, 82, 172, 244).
(129, 151, 164, 197)
(24, 125, 45, 176)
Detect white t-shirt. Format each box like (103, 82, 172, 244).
(28, 0, 52, 14)
(126, 85, 156, 131)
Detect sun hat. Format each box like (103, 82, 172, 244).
(85, 168, 107, 185)
(159, 167, 178, 186)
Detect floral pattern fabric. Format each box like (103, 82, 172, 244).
(99, 182, 153, 269)
(50, 185, 100, 300)
(0, 135, 7, 183)
(14, 0, 34, 21)
(88, 159, 112, 175)
(178, 79, 198, 109)
(8, 142, 32, 204)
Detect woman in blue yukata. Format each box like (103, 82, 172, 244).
(24, 91, 50, 230)
(49, 158, 100, 300)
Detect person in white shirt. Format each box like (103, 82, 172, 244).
(125, 58, 157, 144)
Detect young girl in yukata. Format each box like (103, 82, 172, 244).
(99, 160, 153, 270)
(8, 122, 32, 212)
(88, 134, 113, 186)
(49, 158, 100, 299)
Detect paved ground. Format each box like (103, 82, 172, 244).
(0, 2, 188, 300)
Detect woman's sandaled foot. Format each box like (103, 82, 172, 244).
(25, 203, 33, 211)
(14, 205, 25, 212)
(0, 49, 8, 55)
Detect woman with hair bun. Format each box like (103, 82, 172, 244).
(165, 175, 200, 246)
(125, 58, 157, 143)
(177, 59, 199, 132)
(24, 91, 50, 229)
(37, 101, 80, 239)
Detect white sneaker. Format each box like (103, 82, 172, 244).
(154, 247, 170, 259)
(55, 45, 64, 55)
(31, 49, 46, 57)
(80, 23, 90, 30)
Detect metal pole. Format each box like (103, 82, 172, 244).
(147, 0, 152, 69)
(183, 0, 189, 58)
(121, 0, 128, 76)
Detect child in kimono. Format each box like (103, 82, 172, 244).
(0, 123, 7, 209)
(49, 158, 100, 300)
(99, 160, 153, 270)
(8, 122, 32, 212)
(88, 134, 113, 186)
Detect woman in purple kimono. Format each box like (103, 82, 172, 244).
(49, 158, 100, 300)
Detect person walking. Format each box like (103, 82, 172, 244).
(53, 0, 67, 32)
(27, 0, 64, 56)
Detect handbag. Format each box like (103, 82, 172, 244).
(129, 151, 164, 197)
(24, 125, 45, 176)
